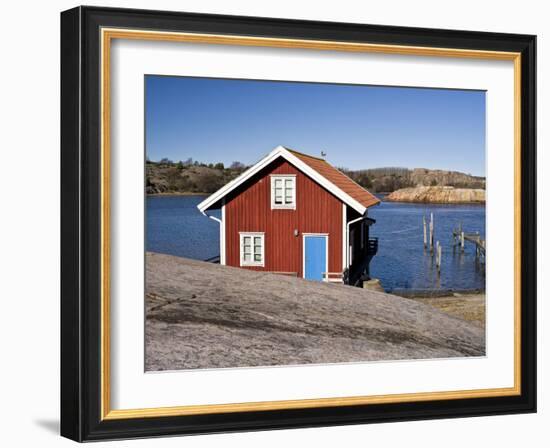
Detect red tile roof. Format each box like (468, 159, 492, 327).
(288, 149, 380, 210)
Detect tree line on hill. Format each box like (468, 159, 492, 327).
(339, 166, 485, 192)
(146, 158, 485, 195)
(146, 158, 247, 194)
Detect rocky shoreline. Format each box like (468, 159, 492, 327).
(386, 186, 485, 203)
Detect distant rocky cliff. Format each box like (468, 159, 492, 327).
(386, 186, 485, 203)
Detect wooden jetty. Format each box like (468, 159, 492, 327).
(421, 216, 485, 276)
(452, 224, 485, 259)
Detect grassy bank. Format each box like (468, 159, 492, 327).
(408, 294, 485, 328)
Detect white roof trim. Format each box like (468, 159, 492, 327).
(197, 145, 368, 215)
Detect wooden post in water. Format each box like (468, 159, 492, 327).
(436, 241, 442, 273)
(429, 213, 434, 254)
(423, 215, 427, 249)
(460, 231, 465, 252)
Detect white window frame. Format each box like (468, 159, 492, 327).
(239, 232, 265, 267)
(270, 174, 296, 209)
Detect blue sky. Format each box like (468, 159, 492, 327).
(145, 76, 486, 176)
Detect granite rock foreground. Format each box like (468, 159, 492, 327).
(145, 252, 485, 371)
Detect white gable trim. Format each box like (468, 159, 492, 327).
(197, 146, 285, 213)
(197, 146, 367, 215)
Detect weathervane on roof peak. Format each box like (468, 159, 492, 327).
(321, 151, 327, 159)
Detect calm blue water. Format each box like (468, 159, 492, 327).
(146, 195, 485, 293)
(368, 196, 485, 293)
(146, 195, 221, 262)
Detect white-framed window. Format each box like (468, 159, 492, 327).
(270, 175, 296, 209)
(239, 232, 265, 267)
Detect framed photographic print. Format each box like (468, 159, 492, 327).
(60, 6, 536, 442)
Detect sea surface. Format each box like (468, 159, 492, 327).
(146, 194, 486, 293)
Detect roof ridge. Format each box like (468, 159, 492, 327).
(286, 147, 380, 210)
(288, 147, 379, 198)
(284, 147, 327, 162)
(198, 145, 380, 214)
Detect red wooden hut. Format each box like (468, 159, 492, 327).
(197, 146, 380, 285)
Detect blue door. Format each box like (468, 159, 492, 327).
(304, 235, 327, 281)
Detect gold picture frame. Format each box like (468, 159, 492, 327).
(61, 6, 536, 441)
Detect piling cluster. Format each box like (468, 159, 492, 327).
(423, 215, 486, 277)
(423, 213, 442, 274)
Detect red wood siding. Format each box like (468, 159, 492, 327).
(225, 158, 343, 277)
